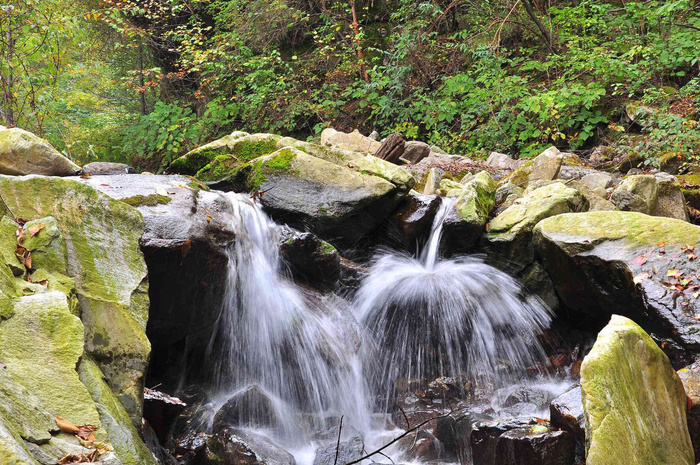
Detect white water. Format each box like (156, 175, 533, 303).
(201, 193, 554, 464)
(356, 199, 553, 408)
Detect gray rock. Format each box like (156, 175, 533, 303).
(83, 162, 135, 176)
(557, 165, 596, 181)
(403, 141, 431, 164)
(550, 385, 584, 445)
(611, 175, 658, 214)
(486, 152, 519, 170)
(0, 127, 81, 176)
(321, 128, 381, 154)
(422, 167, 443, 195)
(312, 426, 364, 465)
(580, 172, 615, 197)
(389, 193, 442, 241)
(654, 172, 689, 221)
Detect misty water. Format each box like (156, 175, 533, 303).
(195, 193, 561, 464)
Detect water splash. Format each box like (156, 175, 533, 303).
(205, 193, 370, 441)
(356, 199, 553, 405)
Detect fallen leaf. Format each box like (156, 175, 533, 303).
(27, 223, 46, 237)
(155, 187, 168, 196)
(658, 241, 666, 247)
(634, 273, 650, 284)
(668, 269, 683, 278)
(55, 416, 80, 435)
(80, 173, 91, 179)
(689, 254, 698, 261)
(653, 265, 658, 274)
(632, 255, 647, 266)
(688, 244, 696, 252)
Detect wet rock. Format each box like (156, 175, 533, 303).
(484, 182, 589, 272)
(534, 211, 700, 365)
(83, 162, 135, 175)
(278, 227, 342, 289)
(142, 420, 179, 465)
(213, 385, 279, 432)
(389, 193, 441, 242)
(0, 127, 81, 176)
(320, 128, 381, 154)
(206, 427, 295, 465)
(581, 315, 694, 464)
(519, 261, 559, 311)
(549, 385, 584, 446)
(433, 406, 492, 463)
(167, 400, 217, 460)
(398, 429, 443, 462)
(493, 427, 575, 465)
(470, 418, 532, 465)
(312, 425, 364, 465)
(502, 386, 554, 411)
(403, 141, 431, 164)
(678, 361, 700, 461)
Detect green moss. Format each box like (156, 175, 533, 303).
(320, 241, 336, 255)
(245, 148, 298, 192)
(121, 194, 172, 207)
(195, 155, 240, 183)
(232, 138, 280, 163)
(169, 146, 221, 176)
(185, 176, 210, 192)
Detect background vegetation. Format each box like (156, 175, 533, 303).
(1, 0, 699, 171)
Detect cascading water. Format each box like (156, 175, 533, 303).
(355, 198, 553, 407)
(204, 193, 370, 444)
(193, 192, 555, 464)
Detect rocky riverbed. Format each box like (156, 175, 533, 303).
(0, 125, 698, 465)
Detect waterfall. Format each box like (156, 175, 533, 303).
(355, 199, 553, 406)
(205, 193, 370, 442)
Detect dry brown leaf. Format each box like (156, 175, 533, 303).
(55, 416, 80, 435)
(653, 265, 659, 274)
(658, 241, 666, 247)
(27, 222, 46, 237)
(632, 255, 647, 266)
(668, 269, 683, 278)
(689, 254, 698, 261)
(180, 238, 192, 258)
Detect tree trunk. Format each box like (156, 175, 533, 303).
(138, 42, 148, 115)
(1, 3, 16, 126)
(522, 0, 556, 53)
(349, 0, 370, 83)
(374, 133, 406, 164)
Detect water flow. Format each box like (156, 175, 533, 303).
(206, 193, 370, 442)
(356, 199, 553, 406)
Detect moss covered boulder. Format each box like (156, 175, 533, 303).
(501, 146, 563, 188)
(0, 128, 81, 176)
(534, 211, 700, 365)
(229, 147, 404, 242)
(581, 315, 693, 465)
(0, 176, 149, 424)
(442, 171, 497, 252)
(484, 182, 589, 271)
(169, 132, 279, 176)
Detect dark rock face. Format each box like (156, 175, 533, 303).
(502, 385, 554, 411)
(374, 132, 406, 164)
(206, 428, 296, 465)
(398, 429, 443, 462)
(550, 385, 584, 446)
(82, 161, 135, 175)
(433, 407, 492, 463)
(278, 226, 342, 289)
(470, 418, 532, 465)
(390, 193, 442, 242)
(493, 427, 576, 465)
(534, 211, 700, 366)
(213, 385, 279, 431)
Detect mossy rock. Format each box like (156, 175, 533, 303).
(79, 357, 158, 465)
(20, 217, 68, 274)
(0, 128, 81, 176)
(454, 171, 497, 226)
(0, 216, 24, 278)
(0, 176, 150, 425)
(534, 211, 700, 364)
(121, 194, 172, 207)
(169, 133, 279, 175)
(581, 315, 694, 464)
(0, 292, 102, 428)
(235, 148, 402, 242)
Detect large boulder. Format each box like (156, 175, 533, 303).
(226, 148, 405, 242)
(503, 147, 563, 187)
(76, 174, 236, 385)
(403, 141, 431, 164)
(581, 315, 693, 464)
(320, 128, 381, 154)
(484, 182, 589, 271)
(493, 427, 575, 465)
(0, 176, 149, 424)
(534, 211, 700, 365)
(611, 173, 688, 221)
(212, 385, 279, 432)
(0, 127, 81, 176)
